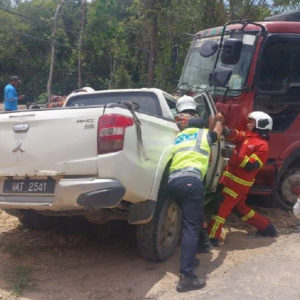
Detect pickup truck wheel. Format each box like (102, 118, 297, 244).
(276, 168, 300, 211)
(137, 193, 182, 262)
(18, 210, 59, 231)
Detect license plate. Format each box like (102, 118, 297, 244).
(3, 179, 56, 194)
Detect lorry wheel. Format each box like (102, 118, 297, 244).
(276, 168, 300, 211)
(137, 192, 182, 262)
(17, 210, 59, 231)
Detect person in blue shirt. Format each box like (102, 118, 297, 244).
(4, 76, 24, 111)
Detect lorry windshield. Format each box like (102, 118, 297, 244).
(179, 32, 257, 97)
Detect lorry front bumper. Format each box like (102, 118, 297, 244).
(0, 178, 125, 210)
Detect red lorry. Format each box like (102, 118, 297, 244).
(174, 10, 300, 211)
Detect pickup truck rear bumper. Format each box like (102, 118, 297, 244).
(0, 178, 125, 210)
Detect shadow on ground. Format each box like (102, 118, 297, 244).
(0, 210, 285, 300)
(0, 217, 179, 300)
(198, 230, 276, 280)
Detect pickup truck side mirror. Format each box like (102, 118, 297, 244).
(199, 40, 218, 57)
(220, 38, 243, 65)
(209, 65, 232, 87)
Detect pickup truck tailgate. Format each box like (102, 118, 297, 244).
(0, 108, 101, 177)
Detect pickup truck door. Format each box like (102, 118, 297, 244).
(194, 91, 225, 192)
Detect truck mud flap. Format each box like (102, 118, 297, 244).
(128, 200, 156, 225)
(77, 187, 125, 209)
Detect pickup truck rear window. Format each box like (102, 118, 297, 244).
(66, 92, 162, 116)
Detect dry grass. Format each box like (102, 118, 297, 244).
(3, 265, 35, 296)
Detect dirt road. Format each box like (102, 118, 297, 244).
(0, 207, 299, 300)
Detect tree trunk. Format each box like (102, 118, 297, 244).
(147, 14, 158, 88)
(78, 0, 86, 89)
(47, 0, 66, 102)
(108, 57, 117, 89)
(229, 0, 235, 20)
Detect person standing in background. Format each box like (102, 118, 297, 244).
(4, 76, 24, 111)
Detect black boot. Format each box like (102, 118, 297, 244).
(209, 238, 220, 247)
(197, 227, 213, 253)
(257, 223, 278, 237)
(176, 274, 206, 292)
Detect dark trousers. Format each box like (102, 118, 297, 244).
(168, 176, 204, 278)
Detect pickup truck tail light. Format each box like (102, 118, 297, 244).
(97, 114, 134, 154)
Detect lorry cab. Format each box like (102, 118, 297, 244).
(175, 11, 300, 210)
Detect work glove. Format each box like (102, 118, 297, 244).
(221, 148, 234, 158)
(222, 126, 231, 136)
(293, 199, 300, 219)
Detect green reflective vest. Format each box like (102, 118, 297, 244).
(169, 128, 211, 182)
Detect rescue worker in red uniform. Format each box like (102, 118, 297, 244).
(208, 111, 278, 246)
(175, 95, 213, 253)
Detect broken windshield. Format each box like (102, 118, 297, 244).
(178, 32, 257, 97)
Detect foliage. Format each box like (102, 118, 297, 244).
(111, 65, 133, 89)
(0, 0, 296, 100)
(3, 265, 35, 296)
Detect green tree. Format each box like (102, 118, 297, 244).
(0, 0, 297, 99)
(112, 65, 133, 88)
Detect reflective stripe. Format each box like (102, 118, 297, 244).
(169, 166, 203, 179)
(195, 129, 204, 149)
(223, 187, 238, 199)
(227, 129, 239, 141)
(241, 210, 255, 222)
(209, 215, 225, 239)
(209, 222, 220, 239)
(212, 215, 225, 224)
(223, 171, 254, 187)
(239, 156, 249, 168)
(195, 129, 209, 156)
(250, 153, 263, 168)
(174, 146, 209, 157)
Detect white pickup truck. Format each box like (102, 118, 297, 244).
(0, 88, 224, 261)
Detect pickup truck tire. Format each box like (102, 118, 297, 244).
(18, 210, 59, 231)
(137, 190, 182, 262)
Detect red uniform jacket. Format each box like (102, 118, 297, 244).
(220, 128, 269, 194)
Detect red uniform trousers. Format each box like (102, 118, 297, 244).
(207, 186, 270, 239)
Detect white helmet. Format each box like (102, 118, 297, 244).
(82, 87, 94, 92)
(176, 95, 197, 113)
(71, 87, 94, 94)
(248, 111, 273, 131)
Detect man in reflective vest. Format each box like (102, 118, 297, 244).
(175, 95, 213, 253)
(168, 115, 223, 292)
(207, 111, 278, 247)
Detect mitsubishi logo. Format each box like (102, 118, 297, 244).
(13, 139, 25, 153)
